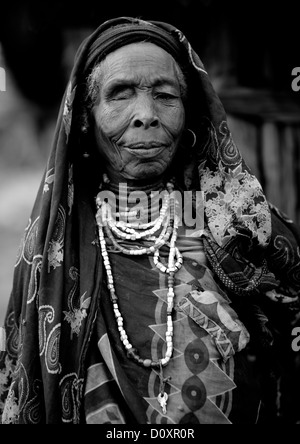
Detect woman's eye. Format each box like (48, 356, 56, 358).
(112, 87, 133, 100)
(155, 92, 178, 101)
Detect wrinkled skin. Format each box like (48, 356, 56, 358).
(92, 42, 186, 185)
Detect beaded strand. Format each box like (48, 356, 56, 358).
(95, 181, 181, 370)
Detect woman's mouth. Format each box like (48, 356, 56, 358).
(124, 142, 167, 149)
(121, 142, 169, 158)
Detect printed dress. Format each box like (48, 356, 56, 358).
(84, 230, 260, 424)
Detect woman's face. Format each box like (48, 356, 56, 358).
(92, 42, 186, 182)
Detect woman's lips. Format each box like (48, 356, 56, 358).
(121, 142, 169, 158)
(124, 142, 167, 149)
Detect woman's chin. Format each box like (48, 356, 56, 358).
(125, 167, 165, 182)
(120, 161, 169, 182)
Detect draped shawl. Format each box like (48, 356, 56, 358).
(1, 16, 300, 424)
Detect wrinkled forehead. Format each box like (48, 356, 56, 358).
(99, 42, 181, 82)
(104, 40, 175, 61)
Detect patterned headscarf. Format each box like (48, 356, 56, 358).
(1, 17, 299, 424)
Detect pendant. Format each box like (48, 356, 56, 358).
(157, 391, 168, 415)
(157, 362, 171, 415)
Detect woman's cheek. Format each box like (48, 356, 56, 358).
(160, 105, 185, 137)
(94, 104, 130, 139)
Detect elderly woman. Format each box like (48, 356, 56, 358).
(0, 17, 299, 425)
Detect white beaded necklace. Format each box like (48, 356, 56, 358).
(95, 180, 183, 415)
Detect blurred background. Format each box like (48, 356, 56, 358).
(1, 0, 300, 325)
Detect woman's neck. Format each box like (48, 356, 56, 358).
(103, 171, 167, 194)
(100, 171, 172, 222)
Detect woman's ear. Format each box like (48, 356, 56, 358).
(182, 128, 197, 149)
(173, 128, 198, 191)
(74, 106, 94, 160)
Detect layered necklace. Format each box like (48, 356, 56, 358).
(95, 178, 183, 415)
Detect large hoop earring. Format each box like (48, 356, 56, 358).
(187, 129, 197, 148)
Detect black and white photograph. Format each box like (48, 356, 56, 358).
(0, 0, 300, 427)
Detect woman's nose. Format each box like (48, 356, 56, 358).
(132, 94, 160, 129)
